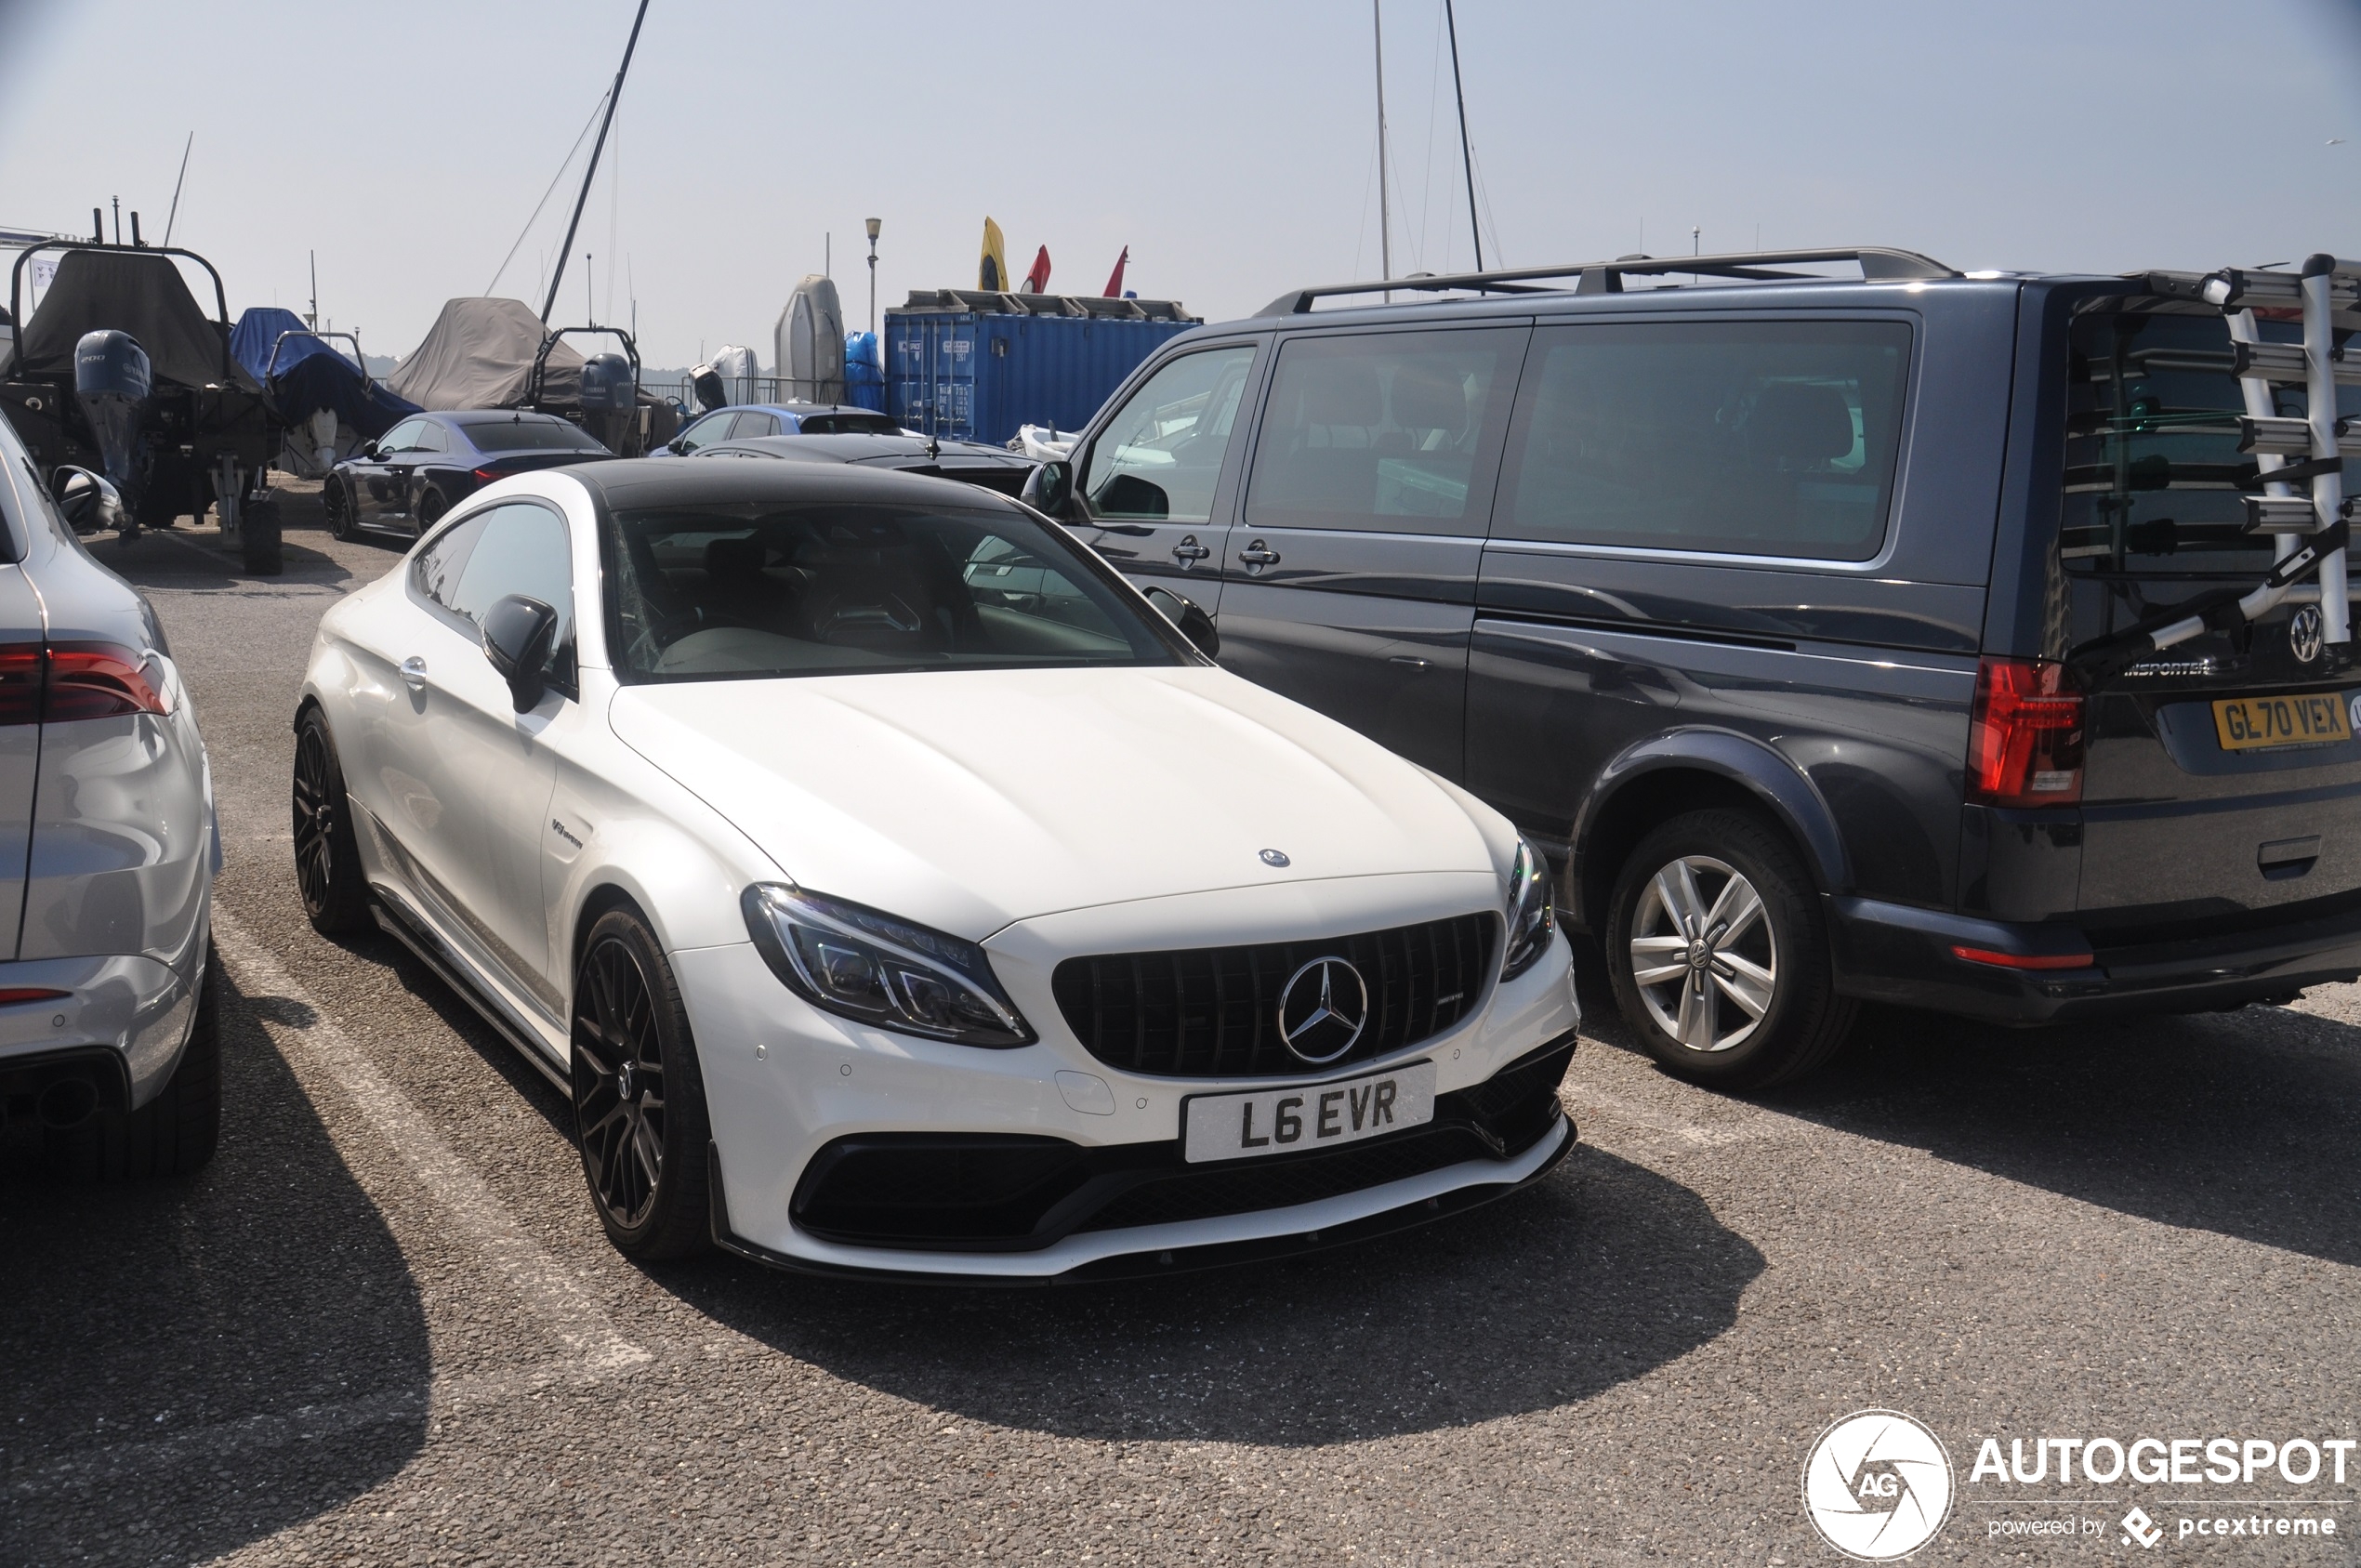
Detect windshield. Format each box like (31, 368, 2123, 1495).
(601, 499, 1187, 681)
(2060, 303, 2361, 578)
(465, 418, 609, 454)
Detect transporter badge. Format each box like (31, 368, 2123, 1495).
(1801, 1410, 1954, 1561)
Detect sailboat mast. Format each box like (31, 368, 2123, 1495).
(1443, 0, 1483, 272)
(542, 0, 650, 324)
(1374, 0, 1392, 300)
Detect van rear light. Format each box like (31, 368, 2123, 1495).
(0, 644, 42, 726)
(1949, 944, 2093, 970)
(1967, 657, 2084, 807)
(44, 643, 171, 720)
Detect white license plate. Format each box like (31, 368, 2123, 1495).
(1182, 1061, 1436, 1165)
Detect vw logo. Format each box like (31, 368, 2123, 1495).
(1276, 956, 1367, 1064)
(2290, 604, 2325, 665)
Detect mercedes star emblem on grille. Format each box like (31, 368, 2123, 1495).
(1276, 956, 1369, 1064)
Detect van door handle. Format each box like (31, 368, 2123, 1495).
(1170, 534, 1210, 564)
(400, 656, 429, 692)
(1237, 540, 1281, 573)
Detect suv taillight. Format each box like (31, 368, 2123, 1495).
(1967, 657, 2084, 807)
(0, 642, 172, 726)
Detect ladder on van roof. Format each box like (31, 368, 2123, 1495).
(2077, 254, 2361, 678)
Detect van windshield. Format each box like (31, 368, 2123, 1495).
(2060, 303, 2361, 578)
(600, 499, 1186, 682)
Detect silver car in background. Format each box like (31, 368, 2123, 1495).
(0, 409, 218, 1178)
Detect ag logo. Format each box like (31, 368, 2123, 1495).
(2290, 604, 2325, 665)
(1801, 1409, 1953, 1561)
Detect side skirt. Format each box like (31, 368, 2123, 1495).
(370, 889, 570, 1093)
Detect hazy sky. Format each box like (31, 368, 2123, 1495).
(4, 0, 2360, 370)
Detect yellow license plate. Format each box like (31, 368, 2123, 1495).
(2211, 692, 2354, 751)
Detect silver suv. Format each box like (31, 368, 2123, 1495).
(0, 409, 218, 1177)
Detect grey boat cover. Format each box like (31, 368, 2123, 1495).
(386, 296, 581, 411)
(11, 249, 257, 392)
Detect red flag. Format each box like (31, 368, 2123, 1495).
(1022, 245, 1052, 294)
(1102, 245, 1129, 297)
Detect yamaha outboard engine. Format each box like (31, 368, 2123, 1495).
(690, 362, 728, 414)
(580, 351, 639, 455)
(73, 329, 151, 532)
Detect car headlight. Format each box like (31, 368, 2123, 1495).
(741, 884, 1034, 1048)
(1500, 835, 1556, 981)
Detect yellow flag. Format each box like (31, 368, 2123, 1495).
(979, 217, 1009, 292)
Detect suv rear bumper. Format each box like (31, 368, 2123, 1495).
(1827, 894, 2361, 1024)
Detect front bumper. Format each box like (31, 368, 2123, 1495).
(1829, 892, 2361, 1023)
(676, 888, 1582, 1280)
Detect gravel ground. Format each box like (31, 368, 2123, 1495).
(2, 484, 2355, 1565)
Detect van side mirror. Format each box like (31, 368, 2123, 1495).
(1142, 586, 1220, 658)
(481, 594, 560, 711)
(50, 466, 123, 534)
(1021, 459, 1073, 516)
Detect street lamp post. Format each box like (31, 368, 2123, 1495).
(865, 217, 882, 339)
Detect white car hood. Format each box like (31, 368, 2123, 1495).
(607, 665, 1498, 938)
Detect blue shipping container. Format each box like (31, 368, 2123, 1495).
(887, 290, 1199, 447)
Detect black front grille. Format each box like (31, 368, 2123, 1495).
(1049, 912, 1498, 1078)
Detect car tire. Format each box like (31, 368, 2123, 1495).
(1604, 808, 1855, 1090)
(325, 479, 359, 541)
(415, 488, 446, 534)
(571, 908, 713, 1261)
(292, 706, 373, 935)
(242, 495, 284, 576)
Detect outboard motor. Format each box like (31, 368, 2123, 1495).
(580, 352, 635, 413)
(73, 328, 151, 529)
(690, 362, 728, 414)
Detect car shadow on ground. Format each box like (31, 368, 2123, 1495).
(0, 969, 429, 1565)
(1754, 1000, 2361, 1269)
(650, 1139, 1763, 1446)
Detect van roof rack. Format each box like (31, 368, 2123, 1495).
(1257, 246, 1961, 317)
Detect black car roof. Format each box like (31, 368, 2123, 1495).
(709, 432, 1029, 466)
(446, 410, 573, 427)
(564, 455, 1027, 511)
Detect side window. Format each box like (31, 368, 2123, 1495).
(679, 412, 736, 451)
(412, 510, 490, 610)
(739, 413, 780, 437)
(379, 417, 428, 454)
(1495, 320, 1911, 561)
(411, 422, 449, 454)
(1078, 345, 1259, 522)
(1243, 327, 1523, 534)
(447, 502, 575, 680)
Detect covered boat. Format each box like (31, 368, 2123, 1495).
(231, 306, 419, 479)
(385, 296, 672, 455)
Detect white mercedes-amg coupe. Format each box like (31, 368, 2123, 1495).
(292, 459, 1577, 1281)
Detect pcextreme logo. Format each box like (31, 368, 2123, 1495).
(1803, 1409, 1956, 1561)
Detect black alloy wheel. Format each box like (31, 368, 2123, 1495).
(325, 478, 358, 541)
(291, 707, 371, 934)
(571, 909, 712, 1259)
(415, 488, 446, 534)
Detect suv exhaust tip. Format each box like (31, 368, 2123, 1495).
(36, 1076, 99, 1130)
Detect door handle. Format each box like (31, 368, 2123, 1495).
(400, 656, 429, 692)
(1389, 655, 1433, 671)
(1237, 540, 1281, 573)
(1170, 534, 1210, 565)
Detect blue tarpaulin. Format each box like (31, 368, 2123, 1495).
(231, 307, 417, 439)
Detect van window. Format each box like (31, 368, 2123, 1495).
(1079, 345, 1259, 522)
(1245, 327, 1520, 534)
(2057, 304, 2361, 578)
(1496, 321, 1910, 560)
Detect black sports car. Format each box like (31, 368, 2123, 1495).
(326, 410, 614, 539)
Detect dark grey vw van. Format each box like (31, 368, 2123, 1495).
(1022, 247, 2361, 1087)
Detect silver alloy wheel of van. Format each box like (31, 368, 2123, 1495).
(1627, 854, 1778, 1053)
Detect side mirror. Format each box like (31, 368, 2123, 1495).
(1142, 586, 1220, 658)
(1021, 459, 1074, 516)
(359, 441, 380, 459)
(50, 466, 124, 534)
(667, 437, 691, 455)
(481, 594, 560, 712)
